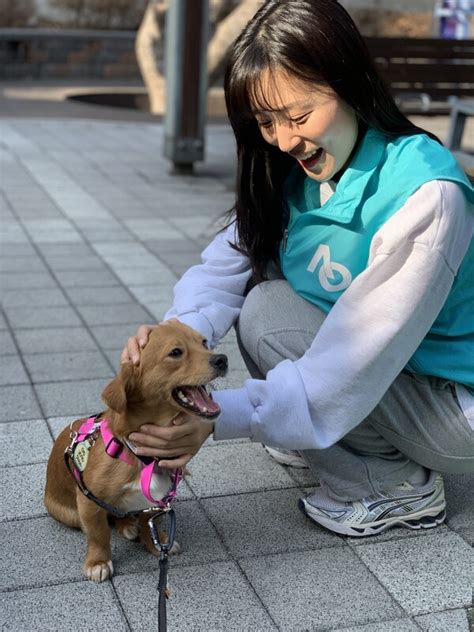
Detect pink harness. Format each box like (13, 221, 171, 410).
(67, 415, 183, 512)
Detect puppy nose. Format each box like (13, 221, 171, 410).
(210, 354, 228, 375)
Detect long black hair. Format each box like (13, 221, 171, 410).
(224, 0, 438, 280)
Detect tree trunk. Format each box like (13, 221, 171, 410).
(135, 0, 167, 114)
(207, 0, 262, 87)
(134, 0, 262, 114)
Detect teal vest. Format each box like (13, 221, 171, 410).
(280, 129, 474, 388)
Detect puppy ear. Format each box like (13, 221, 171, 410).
(101, 362, 139, 413)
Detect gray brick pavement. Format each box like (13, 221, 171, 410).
(0, 115, 472, 632)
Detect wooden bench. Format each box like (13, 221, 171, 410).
(364, 37, 474, 115)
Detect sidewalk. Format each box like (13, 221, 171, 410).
(0, 94, 473, 631)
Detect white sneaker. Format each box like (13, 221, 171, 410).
(264, 445, 308, 468)
(300, 471, 446, 537)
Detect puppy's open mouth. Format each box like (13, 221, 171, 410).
(172, 385, 220, 419)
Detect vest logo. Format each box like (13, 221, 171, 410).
(306, 244, 352, 292)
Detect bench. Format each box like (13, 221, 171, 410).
(364, 37, 474, 115)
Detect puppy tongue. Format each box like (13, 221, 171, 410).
(181, 386, 220, 414)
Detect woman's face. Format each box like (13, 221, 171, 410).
(252, 68, 358, 182)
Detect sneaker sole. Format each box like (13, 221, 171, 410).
(264, 445, 308, 468)
(299, 499, 446, 537)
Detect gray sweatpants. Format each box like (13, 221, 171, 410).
(236, 279, 474, 501)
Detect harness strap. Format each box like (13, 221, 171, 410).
(100, 420, 135, 466)
(68, 415, 183, 512)
(64, 450, 133, 519)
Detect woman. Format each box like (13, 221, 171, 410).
(122, 0, 473, 537)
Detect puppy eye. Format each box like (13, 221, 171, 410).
(202, 339, 208, 348)
(168, 348, 183, 358)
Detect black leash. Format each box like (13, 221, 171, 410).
(148, 509, 177, 632)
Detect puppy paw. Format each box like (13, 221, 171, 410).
(83, 560, 114, 582)
(116, 517, 139, 541)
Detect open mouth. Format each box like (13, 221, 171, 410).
(299, 147, 324, 170)
(172, 385, 221, 419)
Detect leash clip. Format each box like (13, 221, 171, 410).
(147, 507, 176, 556)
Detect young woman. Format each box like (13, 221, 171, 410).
(122, 0, 473, 537)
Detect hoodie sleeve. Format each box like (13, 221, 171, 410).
(213, 180, 473, 448)
(163, 222, 252, 347)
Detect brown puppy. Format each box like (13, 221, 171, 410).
(44, 321, 227, 582)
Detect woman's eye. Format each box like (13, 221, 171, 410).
(168, 348, 183, 358)
(257, 120, 273, 130)
(290, 113, 310, 125)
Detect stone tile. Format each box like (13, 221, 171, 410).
(91, 324, 153, 350)
(240, 548, 403, 631)
(0, 517, 87, 590)
(415, 609, 470, 631)
(0, 287, 69, 308)
(0, 463, 46, 521)
(354, 530, 474, 615)
(36, 242, 96, 257)
(202, 488, 342, 558)
(0, 243, 37, 256)
(112, 500, 228, 576)
(113, 561, 277, 632)
(128, 284, 174, 306)
(0, 271, 57, 290)
(1, 582, 128, 631)
(44, 254, 108, 270)
(0, 223, 29, 243)
(0, 331, 17, 355)
(65, 285, 136, 305)
(47, 415, 79, 439)
(82, 228, 134, 242)
(444, 472, 474, 545)
(0, 419, 52, 467)
(338, 621, 419, 632)
(15, 326, 98, 354)
(146, 238, 201, 255)
(76, 303, 151, 326)
(0, 355, 29, 385)
(22, 219, 83, 243)
(133, 301, 168, 322)
(0, 256, 47, 272)
(123, 218, 183, 241)
(23, 351, 114, 383)
(102, 348, 123, 371)
(185, 443, 296, 498)
(4, 305, 82, 329)
(54, 268, 120, 287)
(34, 378, 110, 417)
(113, 266, 177, 287)
(0, 384, 42, 421)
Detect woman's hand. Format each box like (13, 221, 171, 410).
(120, 324, 158, 365)
(128, 412, 214, 469)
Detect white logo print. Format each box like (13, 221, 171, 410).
(306, 244, 352, 292)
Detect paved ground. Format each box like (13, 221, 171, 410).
(0, 87, 473, 631)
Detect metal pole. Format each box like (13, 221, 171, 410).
(164, 0, 209, 174)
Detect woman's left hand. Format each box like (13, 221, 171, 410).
(128, 413, 214, 469)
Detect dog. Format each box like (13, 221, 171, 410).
(44, 320, 228, 582)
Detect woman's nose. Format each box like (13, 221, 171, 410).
(275, 123, 300, 154)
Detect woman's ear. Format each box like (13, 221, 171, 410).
(101, 362, 139, 413)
